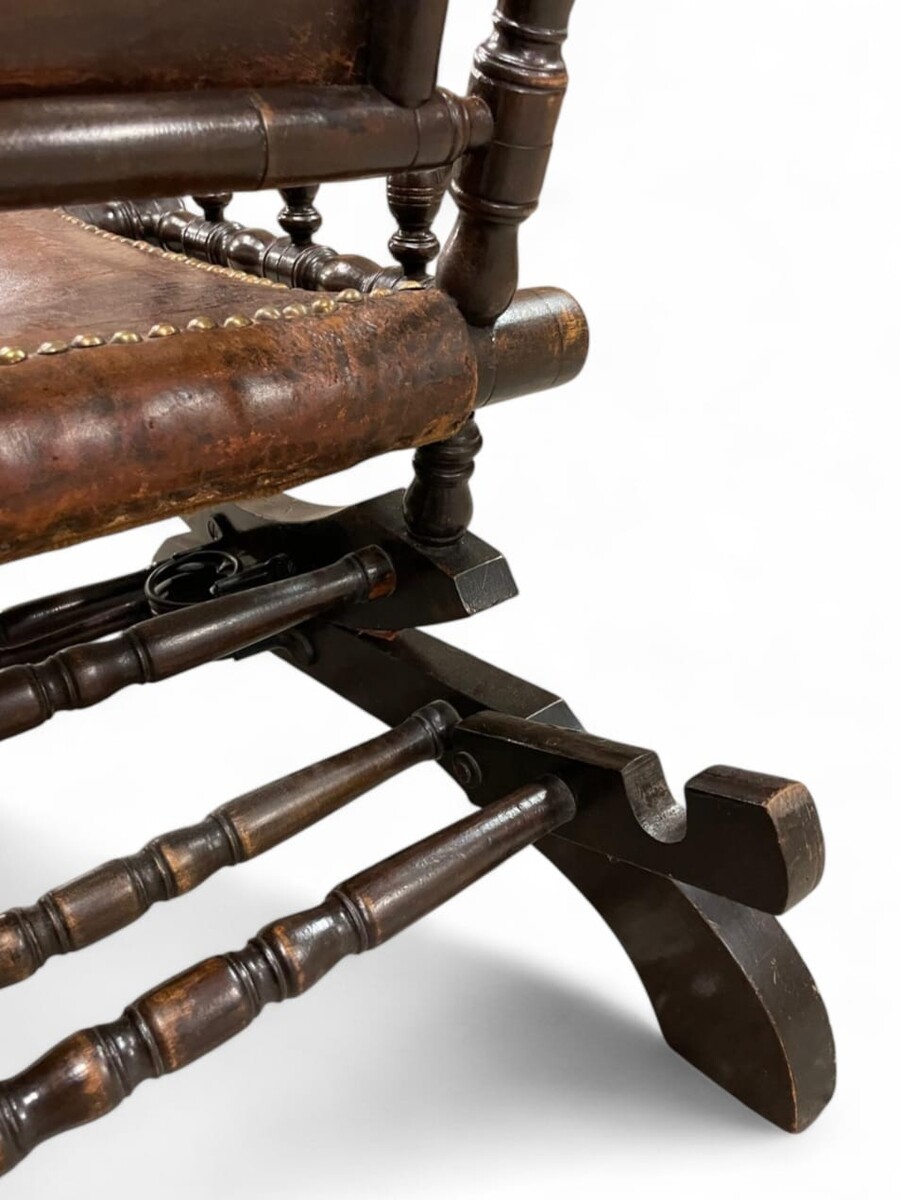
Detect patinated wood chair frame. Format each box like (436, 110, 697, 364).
(0, 1, 834, 1176)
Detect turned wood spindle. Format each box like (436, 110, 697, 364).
(386, 166, 452, 280)
(437, 0, 575, 325)
(403, 417, 483, 545)
(403, 1, 574, 543)
(278, 186, 323, 246)
(75, 200, 405, 294)
(0, 547, 394, 744)
(191, 193, 233, 223)
(0, 702, 459, 987)
(0, 569, 151, 667)
(0, 777, 575, 1176)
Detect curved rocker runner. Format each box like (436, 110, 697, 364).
(0, 0, 835, 1178)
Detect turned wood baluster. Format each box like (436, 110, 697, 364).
(0, 702, 459, 987)
(191, 193, 233, 223)
(405, 3, 574, 542)
(0, 547, 393, 743)
(278, 186, 323, 247)
(403, 417, 483, 545)
(75, 201, 402, 294)
(0, 778, 575, 1176)
(437, 0, 575, 325)
(386, 166, 452, 280)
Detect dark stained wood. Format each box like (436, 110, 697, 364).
(158, 487, 520, 633)
(403, 418, 483, 545)
(0, 0, 370, 99)
(0, 86, 492, 211)
(0, 548, 394, 743)
(278, 187, 324, 247)
(0, 703, 458, 987)
(280, 619, 835, 1131)
(387, 166, 453, 279)
(75, 198, 397, 294)
(540, 839, 836, 1133)
(438, 0, 575, 323)
(471, 286, 591, 404)
(0, 0, 835, 1161)
(0, 569, 151, 668)
(369, 1, 450, 107)
(450, 710, 825, 914)
(0, 778, 576, 1176)
(192, 193, 233, 223)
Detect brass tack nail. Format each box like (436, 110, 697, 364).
(109, 330, 142, 344)
(70, 333, 105, 349)
(282, 303, 310, 319)
(336, 288, 364, 304)
(223, 314, 252, 329)
(148, 323, 178, 338)
(272, 282, 290, 290)
(369, 287, 394, 298)
(0, 346, 27, 365)
(186, 316, 216, 332)
(311, 297, 337, 315)
(253, 306, 282, 321)
(36, 340, 70, 355)
(396, 279, 425, 290)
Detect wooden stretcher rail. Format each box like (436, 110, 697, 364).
(0, 777, 576, 1176)
(0, 86, 491, 211)
(0, 548, 393, 743)
(0, 702, 459, 986)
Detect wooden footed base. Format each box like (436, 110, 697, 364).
(541, 840, 835, 1132)
(0, 493, 835, 1177)
(279, 619, 836, 1133)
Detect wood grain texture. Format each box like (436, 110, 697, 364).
(0, 779, 576, 1176)
(541, 838, 836, 1133)
(369, 0, 449, 107)
(0, 547, 393, 743)
(282, 621, 835, 1132)
(0, 86, 492, 210)
(0, 703, 457, 986)
(438, 0, 575, 323)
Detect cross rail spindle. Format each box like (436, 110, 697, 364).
(0, 776, 575, 1176)
(0, 702, 459, 986)
(0, 547, 394, 743)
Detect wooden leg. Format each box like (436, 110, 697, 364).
(285, 623, 836, 1131)
(540, 838, 835, 1132)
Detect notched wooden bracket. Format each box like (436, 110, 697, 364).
(450, 711, 825, 914)
(288, 623, 835, 1132)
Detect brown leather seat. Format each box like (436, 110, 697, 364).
(0, 209, 479, 563)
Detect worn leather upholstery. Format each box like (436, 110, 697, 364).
(0, 210, 477, 562)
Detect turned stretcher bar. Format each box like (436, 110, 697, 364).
(0, 776, 577, 1175)
(0, 703, 460, 985)
(0, 547, 393, 743)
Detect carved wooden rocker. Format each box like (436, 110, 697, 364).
(0, 0, 834, 1176)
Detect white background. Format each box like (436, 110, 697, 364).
(1, 2, 897, 1196)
